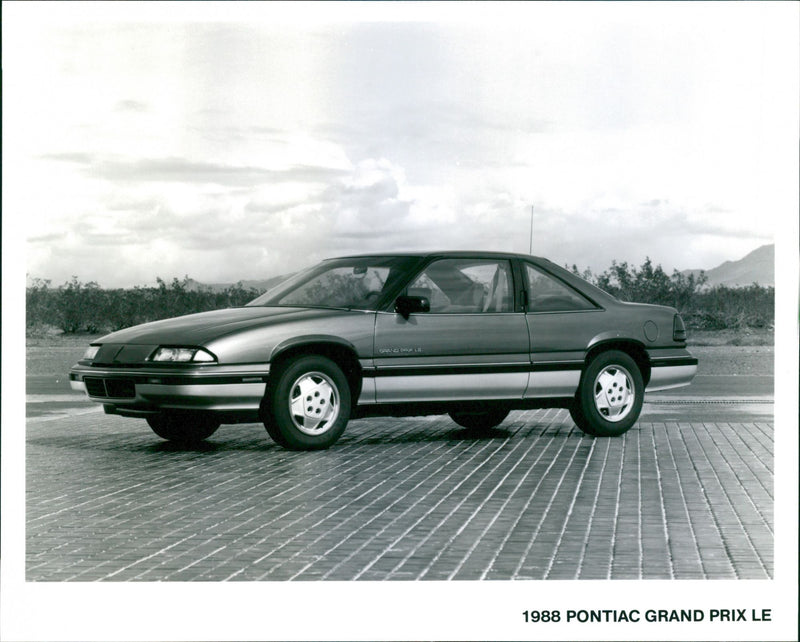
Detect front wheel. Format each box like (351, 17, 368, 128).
(572, 350, 643, 437)
(146, 412, 220, 444)
(267, 355, 351, 450)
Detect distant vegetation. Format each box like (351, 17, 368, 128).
(26, 257, 774, 334)
(569, 258, 774, 330)
(26, 276, 263, 334)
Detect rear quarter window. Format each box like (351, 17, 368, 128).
(525, 263, 597, 312)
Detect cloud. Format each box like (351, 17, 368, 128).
(17, 13, 793, 289)
(106, 196, 163, 212)
(28, 136, 775, 287)
(28, 232, 66, 244)
(325, 158, 413, 235)
(115, 99, 148, 112)
(86, 156, 349, 186)
(527, 201, 774, 273)
(41, 152, 94, 164)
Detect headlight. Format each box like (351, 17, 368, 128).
(149, 347, 217, 363)
(83, 345, 100, 360)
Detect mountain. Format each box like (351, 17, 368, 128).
(184, 274, 291, 293)
(683, 243, 774, 288)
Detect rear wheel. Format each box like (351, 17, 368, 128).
(572, 350, 643, 437)
(146, 412, 220, 444)
(267, 355, 351, 450)
(449, 404, 510, 430)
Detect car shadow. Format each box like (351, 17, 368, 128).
(346, 425, 517, 446)
(26, 419, 587, 455)
(147, 440, 228, 453)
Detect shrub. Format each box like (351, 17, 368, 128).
(569, 258, 773, 330)
(25, 276, 265, 334)
(25, 277, 55, 331)
(689, 284, 774, 330)
(26, 262, 775, 334)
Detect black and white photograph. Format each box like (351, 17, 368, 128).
(3, 1, 798, 640)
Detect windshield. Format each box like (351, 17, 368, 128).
(246, 256, 423, 310)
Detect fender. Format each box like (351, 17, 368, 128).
(587, 331, 646, 352)
(584, 333, 651, 385)
(269, 334, 361, 363)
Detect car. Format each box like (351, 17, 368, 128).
(70, 252, 697, 449)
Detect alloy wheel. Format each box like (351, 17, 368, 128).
(288, 371, 340, 435)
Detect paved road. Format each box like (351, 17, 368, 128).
(26, 375, 773, 582)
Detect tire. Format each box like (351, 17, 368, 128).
(568, 400, 598, 436)
(261, 400, 290, 448)
(449, 404, 510, 430)
(572, 350, 643, 437)
(267, 355, 351, 450)
(146, 412, 220, 444)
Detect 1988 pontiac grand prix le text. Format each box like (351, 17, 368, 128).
(70, 252, 697, 449)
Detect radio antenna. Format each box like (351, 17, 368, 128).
(528, 205, 534, 254)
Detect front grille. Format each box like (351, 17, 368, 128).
(106, 379, 136, 398)
(84, 377, 107, 397)
(84, 377, 136, 399)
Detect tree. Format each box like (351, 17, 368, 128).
(592, 257, 707, 311)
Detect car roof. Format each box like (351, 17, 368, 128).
(334, 250, 546, 261)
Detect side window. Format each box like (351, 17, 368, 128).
(407, 259, 514, 313)
(525, 264, 596, 312)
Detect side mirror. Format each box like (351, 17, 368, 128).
(395, 295, 430, 319)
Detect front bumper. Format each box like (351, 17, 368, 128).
(69, 363, 270, 413)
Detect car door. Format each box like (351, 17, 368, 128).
(522, 261, 604, 398)
(373, 257, 530, 403)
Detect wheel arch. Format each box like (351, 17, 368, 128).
(584, 339, 651, 386)
(269, 338, 363, 410)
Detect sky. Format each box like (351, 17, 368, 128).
(4, 2, 798, 288)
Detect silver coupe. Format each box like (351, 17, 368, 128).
(70, 252, 697, 449)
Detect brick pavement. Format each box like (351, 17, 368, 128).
(26, 408, 773, 581)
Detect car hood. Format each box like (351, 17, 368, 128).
(95, 306, 352, 346)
